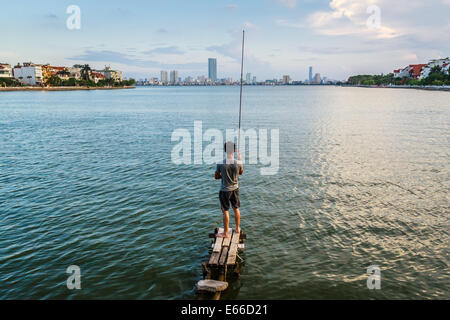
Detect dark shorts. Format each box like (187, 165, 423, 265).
(219, 189, 240, 211)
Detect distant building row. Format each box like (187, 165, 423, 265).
(0, 62, 122, 86)
(393, 58, 450, 80)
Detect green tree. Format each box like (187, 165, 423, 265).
(81, 64, 91, 81)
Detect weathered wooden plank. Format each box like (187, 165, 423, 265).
(226, 231, 240, 265)
(208, 237, 223, 266)
(218, 245, 229, 266)
(213, 237, 223, 253)
(222, 230, 232, 247)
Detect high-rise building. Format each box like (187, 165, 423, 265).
(170, 70, 179, 84)
(309, 66, 313, 83)
(246, 72, 252, 84)
(160, 70, 168, 83)
(208, 58, 217, 82)
(282, 75, 291, 84)
(313, 73, 321, 84)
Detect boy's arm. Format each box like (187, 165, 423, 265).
(237, 152, 244, 175)
(215, 164, 222, 179)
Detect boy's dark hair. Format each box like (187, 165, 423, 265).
(224, 141, 236, 154)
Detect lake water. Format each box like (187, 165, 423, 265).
(0, 86, 449, 299)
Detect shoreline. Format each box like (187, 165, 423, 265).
(1, 85, 449, 92)
(0, 86, 135, 92)
(133, 84, 450, 92)
(342, 85, 450, 92)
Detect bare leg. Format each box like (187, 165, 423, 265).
(217, 210, 230, 238)
(233, 207, 241, 234)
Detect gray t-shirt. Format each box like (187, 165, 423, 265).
(216, 159, 243, 192)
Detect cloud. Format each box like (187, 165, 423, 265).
(206, 22, 259, 60)
(143, 46, 185, 55)
(66, 49, 206, 72)
(277, 0, 413, 39)
(306, 0, 400, 39)
(298, 44, 376, 55)
(275, 19, 303, 28)
(270, 0, 450, 80)
(206, 44, 238, 61)
(243, 21, 259, 30)
(156, 28, 168, 34)
(205, 25, 274, 77)
(67, 50, 148, 66)
(44, 13, 58, 19)
(224, 4, 238, 10)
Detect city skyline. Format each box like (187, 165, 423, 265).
(0, 1, 449, 80)
(151, 58, 328, 84)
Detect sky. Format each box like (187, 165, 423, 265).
(1, 0, 449, 81)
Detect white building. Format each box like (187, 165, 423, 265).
(13, 63, 43, 85)
(160, 70, 168, 84)
(420, 58, 450, 79)
(68, 66, 82, 80)
(97, 66, 122, 82)
(427, 57, 450, 68)
(397, 66, 411, 78)
(0, 63, 13, 78)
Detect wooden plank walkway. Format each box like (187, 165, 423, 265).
(197, 227, 246, 299)
(208, 228, 243, 268)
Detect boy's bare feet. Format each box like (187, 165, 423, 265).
(232, 228, 241, 234)
(216, 232, 230, 238)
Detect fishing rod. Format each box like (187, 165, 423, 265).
(238, 30, 245, 154)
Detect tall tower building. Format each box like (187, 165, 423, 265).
(170, 70, 179, 84)
(246, 73, 252, 84)
(309, 66, 313, 83)
(160, 70, 168, 84)
(208, 58, 217, 82)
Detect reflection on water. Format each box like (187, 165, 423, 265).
(0, 86, 449, 299)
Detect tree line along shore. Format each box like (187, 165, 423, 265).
(347, 65, 450, 87)
(0, 63, 135, 89)
(0, 86, 135, 92)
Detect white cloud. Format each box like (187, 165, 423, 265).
(272, 0, 450, 79)
(278, 0, 450, 42)
(243, 21, 259, 30)
(305, 0, 401, 39)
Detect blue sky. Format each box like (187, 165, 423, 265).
(1, 0, 449, 80)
